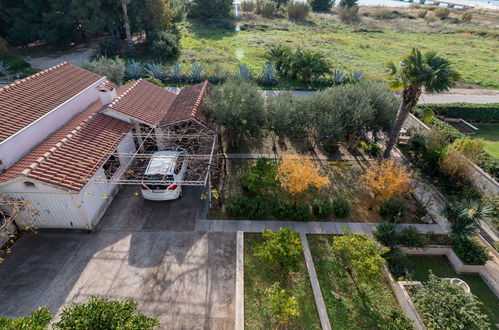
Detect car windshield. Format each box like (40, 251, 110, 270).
(144, 174, 174, 190)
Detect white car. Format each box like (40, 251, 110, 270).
(140, 149, 188, 201)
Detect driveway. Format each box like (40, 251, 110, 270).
(0, 186, 236, 329)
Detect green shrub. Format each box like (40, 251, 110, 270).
(255, 0, 276, 17)
(310, 0, 334, 12)
(144, 77, 164, 87)
(147, 30, 179, 61)
(263, 282, 300, 326)
(312, 198, 332, 218)
(360, 141, 381, 157)
(417, 103, 499, 123)
(82, 56, 125, 85)
(379, 199, 405, 223)
(240, 158, 278, 193)
(53, 297, 159, 329)
(254, 228, 303, 275)
(338, 5, 360, 24)
(461, 12, 473, 22)
(287, 2, 310, 20)
(271, 196, 294, 219)
(428, 117, 465, 142)
(98, 35, 123, 57)
(332, 196, 351, 218)
(227, 195, 268, 220)
(383, 248, 410, 278)
(0, 307, 52, 330)
(373, 222, 398, 247)
(433, 7, 450, 19)
(241, 1, 256, 12)
(293, 203, 310, 221)
(452, 237, 491, 265)
(398, 226, 428, 248)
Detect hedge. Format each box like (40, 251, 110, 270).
(417, 103, 499, 123)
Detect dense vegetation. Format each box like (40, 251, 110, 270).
(417, 103, 499, 123)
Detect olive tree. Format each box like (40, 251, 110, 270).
(205, 79, 265, 149)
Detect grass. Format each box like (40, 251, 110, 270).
(308, 234, 406, 329)
(178, 8, 499, 89)
(398, 255, 499, 327)
(473, 123, 499, 158)
(244, 233, 320, 329)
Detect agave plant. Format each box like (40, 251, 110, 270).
(259, 62, 278, 86)
(170, 63, 183, 82)
(0, 60, 10, 76)
(190, 63, 204, 83)
(146, 62, 166, 81)
(332, 69, 345, 84)
(349, 70, 364, 82)
(125, 60, 145, 80)
(235, 63, 253, 81)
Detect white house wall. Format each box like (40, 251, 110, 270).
(0, 77, 106, 169)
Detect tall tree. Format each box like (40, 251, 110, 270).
(383, 48, 460, 158)
(189, 0, 232, 20)
(141, 0, 174, 37)
(310, 0, 335, 12)
(120, 0, 133, 48)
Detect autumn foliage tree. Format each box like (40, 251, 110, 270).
(277, 155, 329, 196)
(363, 160, 413, 202)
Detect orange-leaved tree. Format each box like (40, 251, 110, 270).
(363, 159, 413, 201)
(277, 155, 329, 196)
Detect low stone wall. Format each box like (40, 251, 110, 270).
(403, 113, 499, 195)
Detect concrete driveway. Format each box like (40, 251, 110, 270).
(0, 186, 236, 329)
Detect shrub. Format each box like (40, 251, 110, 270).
(293, 203, 310, 221)
(241, 1, 256, 12)
(98, 35, 123, 57)
(312, 198, 332, 218)
(271, 196, 294, 219)
(255, 0, 277, 17)
(417, 9, 427, 18)
(452, 237, 491, 265)
(82, 56, 125, 85)
(332, 196, 351, 218)
(383, 248, 410, 278)
(263, 282, 300, 326)
(147, 30, 179, 61)
(338, 5, 360, 24)
(240, 158, 278, 193)
(448, 136, 485, 162)
(418, 103, 499, 123)
(373, 222, 398, 247)
(360, 141, 381, 157)
(433, 7, 450, 19)
(255, 228, 303, 275)
(0, 307, 52, 330)
(144, 77, 164, 87)
(379, 199, 406, 223)
(398, 226, 428, 248)
(53, 297, 159, 329)
(310, 0, 334, 12)
(287, 2, 310, 20)
(461, 12, 472, 22)
(440, 150, 472, 184)
(227, 195, 268, 220)
(412, 274, 489, 329)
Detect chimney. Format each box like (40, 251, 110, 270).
(97, 82, 117, 105)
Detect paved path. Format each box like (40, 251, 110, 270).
(196, 220, 447, 235)
(259, 89, 499, 104)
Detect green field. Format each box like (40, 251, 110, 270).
(178, 8, 499, 89)
(474, 123, 499, 158)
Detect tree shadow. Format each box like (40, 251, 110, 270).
(187, 19, 238, 41)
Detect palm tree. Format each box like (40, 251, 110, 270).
(442, 201, 491, 240)
(382, 48, 460, 158)
(292, 49, 330, 84)
(120, 0, 133, 49)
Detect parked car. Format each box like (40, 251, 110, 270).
(140, 148, 188, 201)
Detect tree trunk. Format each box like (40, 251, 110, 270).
(121, 0, 133, 48)
(382, 85, 421, 159)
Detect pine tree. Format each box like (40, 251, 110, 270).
(189, 0, 232, 19)
(310, 0, 335, 12)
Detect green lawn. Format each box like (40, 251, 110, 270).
(178, 10, 499, 89)
(473, 123, 499, 159)
(399, 256, 499, 327)
(244, 233, 321, 329)
(308, 234, 406, 329)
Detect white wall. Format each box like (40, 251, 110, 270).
(0, 77, 106, 169)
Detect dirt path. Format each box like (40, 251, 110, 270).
(25, 48, 95, 70)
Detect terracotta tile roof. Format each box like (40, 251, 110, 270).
(161, 81, 211, 127)
(0, 62, 103, 143)
(0, 84, 132, 191)
(108, 79, 177, 126)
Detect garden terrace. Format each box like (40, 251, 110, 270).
(388, 255, 499, 327)
(210, 158, 427, 223)
(244, 233, 320, 329)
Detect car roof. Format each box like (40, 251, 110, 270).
(144, 151, 180, 176)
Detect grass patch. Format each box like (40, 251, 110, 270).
(396, 255, 499, 327)
(308, 234, 405, 329)
(178, 9, 499, 89)
(244, 233, 320, 329)
(473, 123, 499, 158)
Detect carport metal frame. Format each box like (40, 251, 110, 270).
(86, 130, 219, 187)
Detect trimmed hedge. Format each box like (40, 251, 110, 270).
(417, 103, 499, 123)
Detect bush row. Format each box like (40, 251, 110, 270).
(417, 103, 499, 123)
